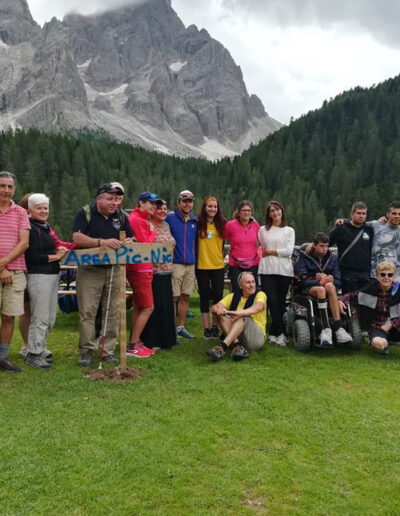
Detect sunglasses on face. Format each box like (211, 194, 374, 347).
(379, 272, 394, 278)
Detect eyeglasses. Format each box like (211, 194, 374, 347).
(379, 272, 394, 278)
(240, 209, 252, 212)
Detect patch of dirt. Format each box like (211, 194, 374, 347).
(84, 367, 144, 382)
(243, 489, 269, 514)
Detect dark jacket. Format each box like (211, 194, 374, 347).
(25, 220, 59, 275)
(294, 250, 341, 288)
(357, 279, 400, 331)
(329, 221, 372, 272)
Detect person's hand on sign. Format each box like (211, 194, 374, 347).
(101, 238, 122, 249)
(123, 237, 134, 244)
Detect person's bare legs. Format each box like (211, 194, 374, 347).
(325, 283, 340, 321)
(217, 315, 244, 346)
(1, 314, 15, 345)
(130, 306, 154, 343)
(178, 293, 189, 327)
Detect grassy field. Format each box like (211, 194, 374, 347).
(2, 294, 400, 515)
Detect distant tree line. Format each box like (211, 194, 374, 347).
(1, 74, 400, 242)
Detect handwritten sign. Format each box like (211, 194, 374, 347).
(61, 242, 173, 267)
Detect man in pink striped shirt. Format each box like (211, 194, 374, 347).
(0, 172, 30, 372)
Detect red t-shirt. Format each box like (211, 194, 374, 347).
(0, 201, 30, 271)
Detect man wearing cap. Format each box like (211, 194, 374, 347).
(126, 192, 159, 358)
(73, 182, 133, 367)
(166, 190, 197, 339)
(0, 171, 30, 372)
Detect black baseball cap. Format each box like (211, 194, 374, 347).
(96, 183, 124, 196)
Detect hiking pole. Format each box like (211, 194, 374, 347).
(98, 265, 115, 370)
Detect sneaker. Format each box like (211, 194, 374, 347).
(177, 326, 195, 339)
(335, 327, 353, 344)
(269, 335, 278, 344)
(141, 343, 156, 355)
(381, 346, 389, 355)
(210, 326, 220, 339)
(203, 328, 213, 340)
(231, 345, 250, 361)
(42, 348, 53, 359)
(186, 310, 195, 318)
(318, 328, 333, 347)
(276, 334, 288, 347)
(206, 345, 226, 361)
(126, 342, 153, 358)
(102, 355, 120, 364)
(78, 350, 93, 367)
(20, 345, 28, 357)
(0, 357, 21, 373)
(26, 353, 51, 369)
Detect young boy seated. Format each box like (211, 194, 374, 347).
(295, 232, 353, 347)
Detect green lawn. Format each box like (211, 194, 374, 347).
(2, 295, 400, 515)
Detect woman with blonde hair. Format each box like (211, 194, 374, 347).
(340, 261, 400, 354)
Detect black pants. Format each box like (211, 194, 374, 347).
(341, 270, 370, 294)
(196, 268, 225, 313)
(228, 265, 259, 294)
(260, 274, 291, 336)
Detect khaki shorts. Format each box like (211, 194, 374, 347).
(0, 270, 27, 316)
(240, 316, 265, 351)
(172, 264, 196, 297)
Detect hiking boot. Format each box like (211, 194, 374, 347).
(269, 335, 278, 344)
(42, 348, 53, 360)
(231, 345, 250, 361)
(126, 342, 153, 358)
(0, 357, 21, 372)
(203, 328, 213, 340)
(210, 326, 220, 339)
(177, 326, 194, 339)
(102, 355, 119, 364)
(78, 350, 93, 367)
(335, 327, 353, 344)
(318, 328, 333, 347)
(26, 353, 51, 369)
(206, 345, 226, 361)
(276, 334, 288, 347)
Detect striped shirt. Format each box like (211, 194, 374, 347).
(0, 201, 30, 271)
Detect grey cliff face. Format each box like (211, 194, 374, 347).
(0, 0, 281, 159)
(0, 0, 40, 44)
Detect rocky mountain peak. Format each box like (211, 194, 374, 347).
(0, 0, 281, 159)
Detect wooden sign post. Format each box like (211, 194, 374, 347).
(61, 241, 173, 370)
(119, 232, 127, 370)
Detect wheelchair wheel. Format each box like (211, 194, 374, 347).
(347, 317, 363, 350)
(282, 311, 292, 337)
(293, 319, 311, 352)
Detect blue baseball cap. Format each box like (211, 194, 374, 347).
(138, 191, 159, 203)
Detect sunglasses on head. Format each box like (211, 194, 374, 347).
(379, 272, 394, 278)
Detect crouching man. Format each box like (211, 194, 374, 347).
(206, 271, 266, 361)
(295, 232, 353, 347)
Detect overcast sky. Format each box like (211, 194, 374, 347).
(28, 0, 400, 124)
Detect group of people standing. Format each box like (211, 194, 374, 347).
(1, 167, 400, 372)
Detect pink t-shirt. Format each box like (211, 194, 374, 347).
(0, 201, 30, 271)
(224, 219, 261, 267)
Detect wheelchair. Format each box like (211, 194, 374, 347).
(283, 278, 363, 352)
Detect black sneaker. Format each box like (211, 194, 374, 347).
(102, 355, 119, 364)
(210, 326, 220, 339)
(231, 345, 250, 361)
(78, 350, 93, 367)
(203, 328, 213, 340)
(26, 353, 51, 369)
(206, 345, 226, 361)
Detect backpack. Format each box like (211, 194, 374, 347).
(82, 204, 127, 226)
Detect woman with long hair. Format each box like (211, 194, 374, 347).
(258, 200, 295, 347)
(224, 200, 260, 294)
(196, 196, 227, 339)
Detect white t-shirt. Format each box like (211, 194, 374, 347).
(257, 225, 295, 277)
